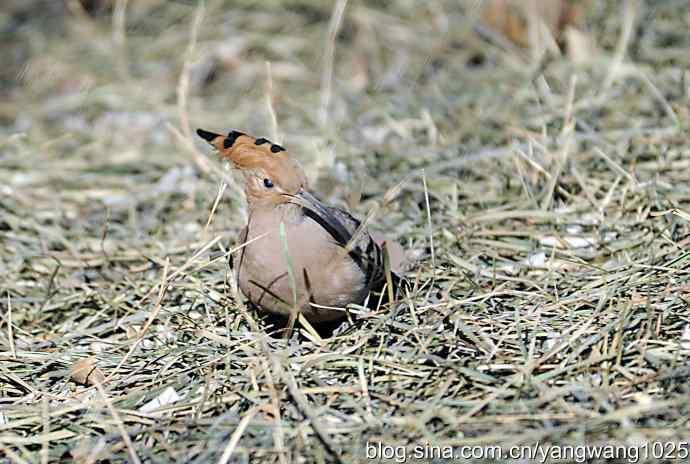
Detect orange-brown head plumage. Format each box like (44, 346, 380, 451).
(197, 128, 307, 207)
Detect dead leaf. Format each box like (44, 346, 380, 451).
(70, 357, 106, 386)
(481, 0, 585, 50)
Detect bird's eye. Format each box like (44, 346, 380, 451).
(263, 178, 274, 188)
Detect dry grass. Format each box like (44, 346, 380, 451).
(1, 0, 690, 462)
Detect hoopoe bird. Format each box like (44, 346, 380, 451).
(197, 128, 402, 323)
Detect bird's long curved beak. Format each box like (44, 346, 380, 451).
(288, 190, 352, 247)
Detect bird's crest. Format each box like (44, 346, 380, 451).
(196, 128, 288, 167)
(196, 128, 306, 194)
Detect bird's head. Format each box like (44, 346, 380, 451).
(196, 128, 307, 208)
(197, 127, 355, 247)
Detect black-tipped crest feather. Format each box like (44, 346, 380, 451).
(196, 128, 222, 142)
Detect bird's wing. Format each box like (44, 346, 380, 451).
(323, 205, 387, 291)
(296, 193, 385, 289)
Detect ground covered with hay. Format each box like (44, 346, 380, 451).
(1, 1, 690, 462)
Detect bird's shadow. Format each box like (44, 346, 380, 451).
(251, 279, 407, 340)
(258, 311, 348, 339)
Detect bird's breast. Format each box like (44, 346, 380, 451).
(236, 210, 367, 321)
